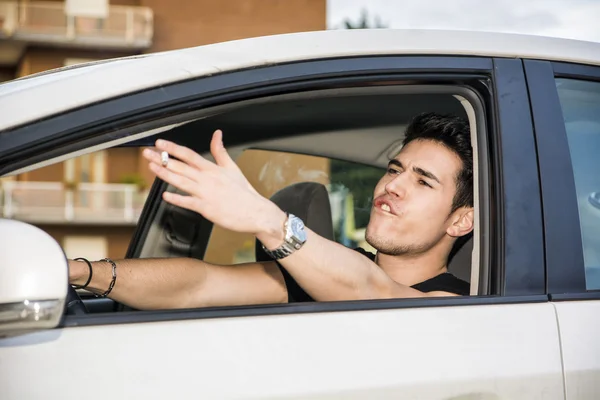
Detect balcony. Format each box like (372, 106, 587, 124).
(0, 181, 149, 225)
(0, 1, 153, 51)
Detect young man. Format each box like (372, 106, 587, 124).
(68, 112, 474, 310)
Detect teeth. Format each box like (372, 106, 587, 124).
(381, 204, 391, 212)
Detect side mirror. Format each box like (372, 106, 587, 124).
(0, 219, 67, 336)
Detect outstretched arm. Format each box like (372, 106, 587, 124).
(69, 257, 287, 310)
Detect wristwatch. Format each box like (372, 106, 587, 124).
(261, 213, 307, 260)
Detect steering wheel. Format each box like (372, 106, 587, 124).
(65, 285, 89, 315)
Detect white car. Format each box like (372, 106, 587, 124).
(1, 29, 600, 399)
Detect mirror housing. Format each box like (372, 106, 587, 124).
(0, 219, 67, 336)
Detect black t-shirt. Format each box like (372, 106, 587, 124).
(282, 247, 470, 302)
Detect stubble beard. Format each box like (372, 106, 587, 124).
(365, 228, 432, 256)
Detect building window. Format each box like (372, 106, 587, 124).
(65, 0, 108, 18)
(63, 235, 108, 260)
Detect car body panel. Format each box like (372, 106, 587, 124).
(0, 303, 564, 399)
(1, 29, 600, 132)
(553, 301, 600, 400)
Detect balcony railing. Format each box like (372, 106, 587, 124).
(0, 1, 153, 49)
(0, 181, 149, 225)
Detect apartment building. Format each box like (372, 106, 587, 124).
(0, 0, 326, 260)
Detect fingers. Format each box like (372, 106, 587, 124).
(143, 148, 200, 183)
(210, 130, 237, 169)
(154, 139, 214, 171)
(162, 191, 202, 212)
(148, 161, 199, 196)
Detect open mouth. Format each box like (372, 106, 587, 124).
(375, 201, 396, 216)
(373, 197, 398, 216)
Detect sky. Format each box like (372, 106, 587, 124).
(327, 0, 600, 43)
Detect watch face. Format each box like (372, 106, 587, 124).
(289, 216, 307, 242)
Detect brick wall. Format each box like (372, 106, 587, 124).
(106, 147, 142, 184)
(17, 47, 136, 77)
(140, 0, 325, 53)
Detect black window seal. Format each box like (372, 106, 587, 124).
(0, 55, 492, 174)
(550, 291, 600, 301)
(553, 61, 600, 81)
(523, 60, 587, 295)
(491, 58, 545, 296)
(60, 294, 548, 328)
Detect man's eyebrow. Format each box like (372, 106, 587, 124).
(387, 159, 403, 169)
(388, 159, 441, 184)
(413, 166, 440, 184)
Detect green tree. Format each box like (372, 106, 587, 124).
(341, 9, 387, 29)
(330, 159, 384, 230)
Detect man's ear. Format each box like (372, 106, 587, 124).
(447, 208, 474, 238)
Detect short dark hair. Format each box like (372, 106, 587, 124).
(402, 112, 473, 212)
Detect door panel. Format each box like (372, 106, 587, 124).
(524, 60, 600, 400)
(1, 303, 563, 399)
(553, 301, 600, 400)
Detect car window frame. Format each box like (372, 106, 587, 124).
(524, 59, 600, 299)
(0, 55, 547, 326)
(121, 59, 544, 321)
(492, 58, 546, 296)
(0, 56, 492, 174)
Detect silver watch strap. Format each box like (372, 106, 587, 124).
(262, 243, 295, 259)
(261, 213, 305, 260)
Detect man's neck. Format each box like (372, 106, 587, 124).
(374, 244, 450, 287)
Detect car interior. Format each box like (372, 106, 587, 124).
(67, 85, 487, 314)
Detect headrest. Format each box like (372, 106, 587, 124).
(255, 182, 334, 262)
(447, 232, 473, 283)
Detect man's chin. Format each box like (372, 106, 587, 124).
(365, 229, 413, 256)
(364, 230, 388, 252)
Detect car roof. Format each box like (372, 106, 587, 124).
(1, 28, 599, 132)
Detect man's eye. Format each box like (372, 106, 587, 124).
(387, 168, 400, 174)
(418, 179, 432, 188)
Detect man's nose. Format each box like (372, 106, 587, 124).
(385, 174, 407, 199)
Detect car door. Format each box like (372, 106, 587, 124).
(0, 54, 563, 399)
(525, 59, 600, 400)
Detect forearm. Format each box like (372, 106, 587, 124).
(69, 257, 208, 310)
(258, 224, 397, 301)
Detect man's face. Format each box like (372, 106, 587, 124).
(365, 139, 465, 256)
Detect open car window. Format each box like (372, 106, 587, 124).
(136, 86, 485, 297)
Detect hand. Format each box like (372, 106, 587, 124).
(142, 130, 286, 240)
